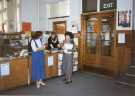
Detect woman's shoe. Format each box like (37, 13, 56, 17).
(39, 81, 46, 86)
(62, 78, 66, 81)
(65, 80, 72, 84)
(36, 82, 41, 88)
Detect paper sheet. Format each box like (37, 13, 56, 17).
(0, 63, 10, 77)
(74, 38, 79, 46)
(48, 56, 54, 67)
(118, 33, 125, 43)
(105, 33, 110, 40)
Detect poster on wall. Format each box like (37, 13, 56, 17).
(0, 63, 10, 77)
(118, 10, 131, 28)
(118, 32, 126, 44)
(22, 22, 32, 33)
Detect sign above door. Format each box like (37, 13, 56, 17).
(100, 0, 116, 11)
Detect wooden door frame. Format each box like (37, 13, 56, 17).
(53, 21, 67, 34)
(99, 11, 116, 57)
(81, 11, 118, 76)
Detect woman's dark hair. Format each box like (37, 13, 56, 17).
(31, 31, 43, 39)
(65, 31, 74, 39)
(51, 32, 57, 36)
(50, 32, 58, 39)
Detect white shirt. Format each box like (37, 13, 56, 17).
(31, 38, 44, 52)
(63, 43, 73, 54)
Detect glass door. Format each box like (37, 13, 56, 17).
(100, 13, 115, 56)
(86, 15, 98, 55)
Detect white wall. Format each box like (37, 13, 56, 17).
(116, 0, 133, 30)
(20, 0, 82, 32)
(47, 17, 70, 31)
(46, 0, 82, 32)
(21, 0, 58, 31)
(39, 1, 48, 31)
(7, 0, 17, 32)
(46, 0, 70, 31)
(48, 0, 69, 18)
(11, 0, 135, 32)
(21, 0, 38, 31)
(68, 0, 82, 32)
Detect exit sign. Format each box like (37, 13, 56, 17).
(100, 0, 116, 11)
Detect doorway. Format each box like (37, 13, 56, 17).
(53, 21, 66, 34)
(81, 11, 117, 75)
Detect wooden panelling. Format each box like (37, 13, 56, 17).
(114, 47, 131, 75)
(80, 11, 132, 76)
(0, 52, 59, 91)
(83, 65, 114, 76)
(85, 55, 99, 65)
(45, 53, 58, 78)
(0, 58, 28, 91)
(131, 30, 135, 61)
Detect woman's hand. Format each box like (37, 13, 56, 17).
(59, 49, 64, 54)
(59, 43, 64, 49)
(37, 47, 44, 51)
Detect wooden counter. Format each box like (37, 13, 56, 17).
(45, 52, 58, 78)
(0, 58, 28, 91)
(0, 52, 59, 91)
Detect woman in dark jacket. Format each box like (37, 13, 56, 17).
(48, 32, 59, 50)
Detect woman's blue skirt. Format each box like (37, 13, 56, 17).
(32, 51, 45, 80)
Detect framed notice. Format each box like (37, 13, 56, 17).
(116, 30, 131, 47)
(0, 63, 10, 77)
(104, 33, 110, 40)
(22, 22, 32, 33)
(118, 32, 125, 44)
(48, 56, 54, 67)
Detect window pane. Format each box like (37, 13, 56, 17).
(0, 14, 2, 24)
(100, 14, 114, 56)
(3, 0, 7, 8)
(16, 2, 20, 32)
(0, 2, 2, 10)
(17, 8, 20, 21)
(4, 24, 8, 32)
(3, 11, 7, 21)
(17, 0, 20, 5)
(86, 32, 97, 54)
